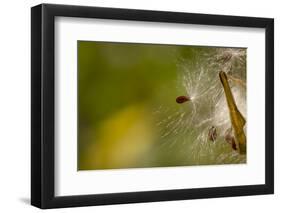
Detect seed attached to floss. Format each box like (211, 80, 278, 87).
(176, 95, 191, 104)
(224, 128, 237, 151)
(208, 126, 217, 142)
(216, 52, 232, 64)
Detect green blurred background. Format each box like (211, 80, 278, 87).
(78, 41, 246, 170)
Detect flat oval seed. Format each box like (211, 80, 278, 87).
(176, 95, 190, 104)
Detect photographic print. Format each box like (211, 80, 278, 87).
(31, 4, 273, 208)
(78, 41, 247, 170)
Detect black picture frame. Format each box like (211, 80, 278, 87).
(31, 3, 274, 209)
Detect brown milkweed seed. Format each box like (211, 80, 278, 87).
(176, 95, 191, 104)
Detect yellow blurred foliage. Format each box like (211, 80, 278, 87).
(80, 104, 155, 170)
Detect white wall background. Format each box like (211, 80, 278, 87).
(0, 0, 279, 212)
